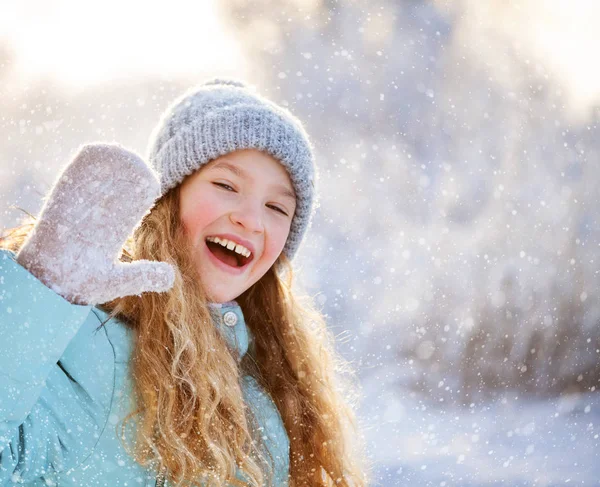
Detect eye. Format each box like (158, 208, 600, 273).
(267, 204, 289, 216)
(213, 182, 235, 191)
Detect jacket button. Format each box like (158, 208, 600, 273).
(223, 311, 238, 327)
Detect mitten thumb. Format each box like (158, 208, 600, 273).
(86, 260, 176, 305)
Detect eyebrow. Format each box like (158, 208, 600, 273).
(209, 160, 297, 202)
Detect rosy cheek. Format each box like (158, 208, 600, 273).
(181, 202, 212, 240)
(185, 195, 220, 225)
(267, 228, 289, 256)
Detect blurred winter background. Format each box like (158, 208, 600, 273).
(1, 0, 600, 485)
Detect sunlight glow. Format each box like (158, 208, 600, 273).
(448, 0, 600, 120)
(0, 0, 245, 87)
(525, 0, 600, 116)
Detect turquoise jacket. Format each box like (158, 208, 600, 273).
(0, 249, 290, 486)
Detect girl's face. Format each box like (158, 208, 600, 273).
(179, 149, 296, 303)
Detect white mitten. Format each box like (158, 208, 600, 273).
(16, 144, 175, 305)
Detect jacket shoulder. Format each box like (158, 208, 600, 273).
(91, 307, 134, 364)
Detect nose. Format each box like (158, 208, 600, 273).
(229, 201, 264, 233)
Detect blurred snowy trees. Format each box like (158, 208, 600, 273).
(217, 0, 600, 403)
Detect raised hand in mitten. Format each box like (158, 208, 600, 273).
(16, 144, 175, 305)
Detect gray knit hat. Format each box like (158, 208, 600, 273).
(147, 78, 316, 260)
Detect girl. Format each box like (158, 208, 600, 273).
(0, 79, 368, 486)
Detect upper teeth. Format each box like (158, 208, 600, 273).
(206, 236, 252, 257)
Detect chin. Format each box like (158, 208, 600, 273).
(207, 288, 242, 304)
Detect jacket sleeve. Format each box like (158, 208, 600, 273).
(0, 249, 116, 484)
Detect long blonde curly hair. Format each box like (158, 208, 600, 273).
(1, 186, 370, 486)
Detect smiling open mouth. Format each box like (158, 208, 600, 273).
(206, 236, 253, 268)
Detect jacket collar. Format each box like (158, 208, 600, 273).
(207, 301, 250, 361)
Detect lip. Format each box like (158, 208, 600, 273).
(203, 235, 256, 275)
